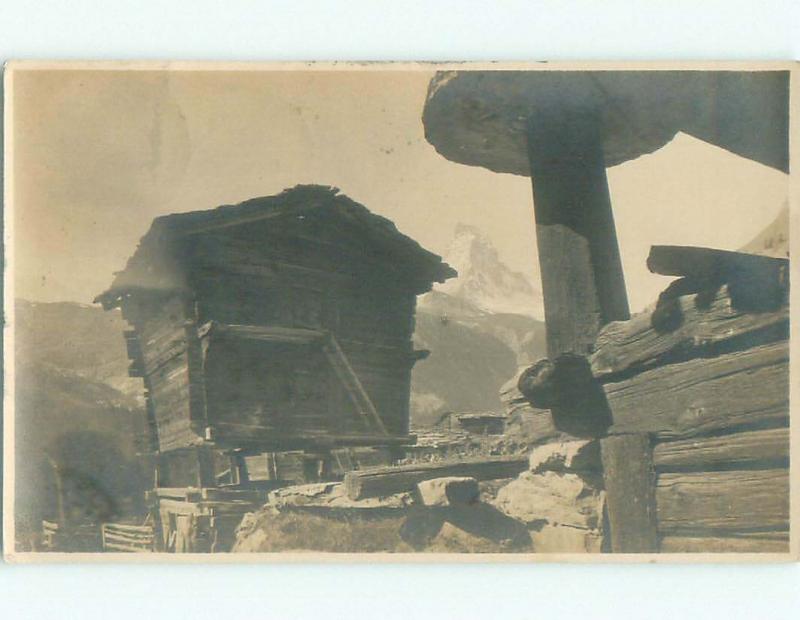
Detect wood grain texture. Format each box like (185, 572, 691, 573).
(591, 286, 788, 378)
(527, 114, 629, 359)
(656, 469, 789, 534)
(344, 456, 528, 500)
(603, 341, 788, 439)
(600, 434, 658, 552)
(660, 534, 789, 553)
(652, 427, 789, 471)
(647, 245, 788, 282)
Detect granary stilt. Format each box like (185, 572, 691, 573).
(526, 108, 630, 358)
(422, 69, 791, 554)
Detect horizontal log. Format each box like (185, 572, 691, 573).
(205, 323, 326, 345)
(604, 341, 788, 438)
(660, 534, 789, 553)
(656, 469, 789, 535)
(344, 456, 528, 500)
(591, 285, 788, 378)
(200, 488, 263, 503)
(154, 487, 200, 499)
(101, 523, 154, 534)
(647, 245, 788, 283)
(156, 497, 255, 517)
(102, 541, 153, 553)
(211, 422, 414, 449)
(653, 427, 789, 471)
(102, 531, 154, 545)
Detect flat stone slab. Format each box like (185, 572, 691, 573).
(423, 70, 788, 176)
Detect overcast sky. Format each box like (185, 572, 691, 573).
(10, 68, 788, 313)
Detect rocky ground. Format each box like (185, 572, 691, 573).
(232, 439, 606, 553)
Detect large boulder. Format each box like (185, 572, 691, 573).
(491, 471, 604, 530)
(417, 477, 479, 507)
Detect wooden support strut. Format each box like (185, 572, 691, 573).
(600, 434, 659, 553)
(526, 108, 630, 359)
(322, 333, 389, 436)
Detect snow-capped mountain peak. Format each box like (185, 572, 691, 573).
(427, 223, 544, 319)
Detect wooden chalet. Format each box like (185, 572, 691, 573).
(96, 184, 454, 463)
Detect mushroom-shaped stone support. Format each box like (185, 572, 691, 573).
(423, 70, 789, 359)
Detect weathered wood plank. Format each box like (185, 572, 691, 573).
(211, 422, 414, 450)
(101, 523, 154, 534)
(600, 434, 658, 552)
(591, 286, 788, 378)
(208, 323, 326, 345)
(652, 427, 789, 471)
(647, 245, 789, 283)
(103, 541, 153, 553)
(323, 335, 388, 435)
(344, 456, 528, 500)
(656, 469, 789, 534)
(603, 341, 788, 439)
(660, 534, 789, 553)
(102, 531, 154, 545)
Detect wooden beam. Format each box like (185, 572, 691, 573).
(648, 246, 789, 312)
(591, 285, 789, 378)
(660, 534, 789, 553)
(206, 323, 327, 345)
(647, 245, 788, 282)
(652, 427, 789, 471)
(323, 334, 389, 435)
(656, 469, 789, 535)
(209, 422, 414, 450)
(196, 448, 216, 488)
(600, 434, 658, 552)
(527, 110, 630, 359)
(344, 456, 528, 500)
(603, 341, 788, 439)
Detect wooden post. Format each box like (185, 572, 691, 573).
(196, 447, 216, 488)
(600, 434, 659, 552)
(229, 454, 248, 486)
(526, 109, 630, 358)
(46, 456, 67, 526)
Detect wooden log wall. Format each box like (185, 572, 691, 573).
(184, 221, 420, 441)
(122, 294, 206, 451)
(589, 282, 790, 553)
(117, 206, 441, 453)
(344, 455, 529, 500)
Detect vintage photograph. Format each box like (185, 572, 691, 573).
(3, 63, 794, 558)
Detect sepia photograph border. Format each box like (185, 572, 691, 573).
(3, 59, 798, 564)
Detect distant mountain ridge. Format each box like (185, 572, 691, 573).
(411, 224, 547, 426)
(15, 299, 142, 402)
(14, 301, 146, 542)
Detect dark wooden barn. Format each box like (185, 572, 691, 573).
(96, 185, 455, 458)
